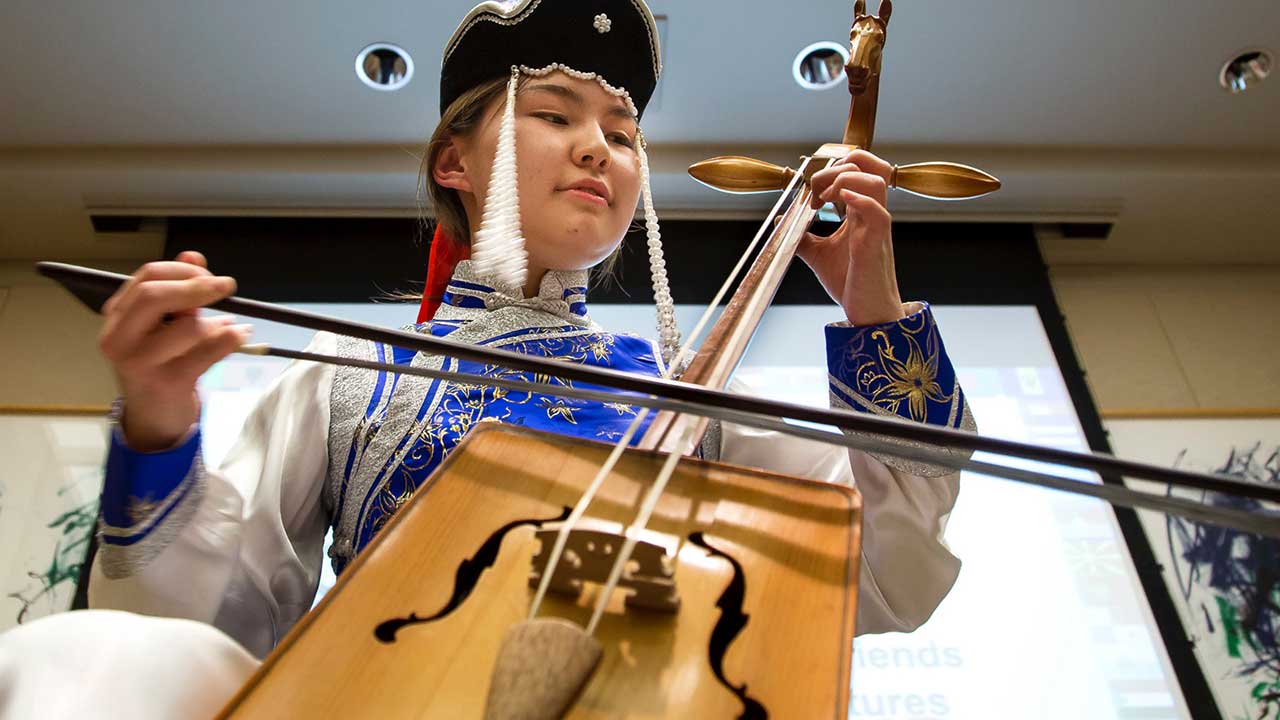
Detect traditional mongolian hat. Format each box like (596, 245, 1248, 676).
(419, 0, 680, 362)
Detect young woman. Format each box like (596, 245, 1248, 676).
(0, 0, 972, 716)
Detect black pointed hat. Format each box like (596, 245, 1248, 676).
(440, 0, 662, 119)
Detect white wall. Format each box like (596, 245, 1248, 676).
(1050, 264, 1280, 413)
(0, 260, 143, 408)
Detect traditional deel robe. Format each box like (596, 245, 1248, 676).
(90, 260, 976, 659)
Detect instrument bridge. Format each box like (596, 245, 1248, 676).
(529, 521, 680, 613)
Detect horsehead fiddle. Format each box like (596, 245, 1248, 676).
(191, 46, 884, 715)
(216, 3, 994, 717)
(34, 2, 1272, 718)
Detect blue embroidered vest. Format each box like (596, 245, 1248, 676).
(322, 262, 667, 573)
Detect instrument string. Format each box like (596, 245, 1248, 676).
(663, 156, 817, 380)
(586, 421, 699, 635)
(580, 164, 826, 634)
(526, 159, 817, 623)
(643, 159, 821, 453)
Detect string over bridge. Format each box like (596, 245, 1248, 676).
(529, 521, 680, 613)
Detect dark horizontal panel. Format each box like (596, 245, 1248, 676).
(90, 215, 146, 233)
(166, 217, 1041, 307)
(1058, 222, 1113, 240)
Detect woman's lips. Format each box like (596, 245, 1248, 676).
(563, 188, 609, 207)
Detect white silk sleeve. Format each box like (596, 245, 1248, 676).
(89, 331, 338, 659)
(717, 373, 966, 636)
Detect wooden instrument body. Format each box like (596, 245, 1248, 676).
(219, 424, 862, 718)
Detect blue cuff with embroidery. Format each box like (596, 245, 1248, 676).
(825, 303, 966, 429)
(100, 425, 201, 544)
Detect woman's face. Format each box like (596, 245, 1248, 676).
(451, 72, 643, 274)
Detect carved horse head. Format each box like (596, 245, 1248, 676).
(847, 0, 892, 96)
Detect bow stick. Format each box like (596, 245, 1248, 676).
(36, 261, 1280, 539)
(257, 342, 1278, 539)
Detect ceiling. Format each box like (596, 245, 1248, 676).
(1, 0, 1277, 264)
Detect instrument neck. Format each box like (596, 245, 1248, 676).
(637, 166, 824, 454)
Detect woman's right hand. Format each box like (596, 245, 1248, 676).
(98, 250, 249, 451)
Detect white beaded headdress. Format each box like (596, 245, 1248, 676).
(441, 0, 680, 363)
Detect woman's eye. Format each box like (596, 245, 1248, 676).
(610, 134, 635, 148)
(536, 112, 568, 125)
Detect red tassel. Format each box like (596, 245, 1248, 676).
(417, 225, 470, 323)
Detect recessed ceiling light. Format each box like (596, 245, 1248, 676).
(793, 41, 849, 91)
(356, 43, 414, 92)
(1219, 49, 1272, 94)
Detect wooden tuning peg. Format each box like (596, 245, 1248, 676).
(687, 154, 1000, 201)
(688, 156, 796, 194)
(891, 162, 1001, 200)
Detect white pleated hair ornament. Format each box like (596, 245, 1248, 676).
(439, 0, 681, 362)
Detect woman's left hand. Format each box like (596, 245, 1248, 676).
(796, 148, 905, 326)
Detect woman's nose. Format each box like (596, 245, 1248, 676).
(574, 128, 610, 169)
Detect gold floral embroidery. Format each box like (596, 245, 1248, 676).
(370, 471, 418, 535)
(511, 332, 616, 365)
(361, 330, 634, 546)
(539, 397, 580, 424)
(400, 380, 519, 473)
(865, 328, 951, 422)
(585, 337, 614, 361)
(842, 310, 954, 423)
(604, 401, 637, 416)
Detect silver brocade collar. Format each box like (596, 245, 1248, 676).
(432, 260, 595, 327)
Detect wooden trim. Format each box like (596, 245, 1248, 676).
(0, 404, 110, 416)
(1101, 407, 1280, 420)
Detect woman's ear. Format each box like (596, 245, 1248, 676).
(433, 139, 473, 194)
